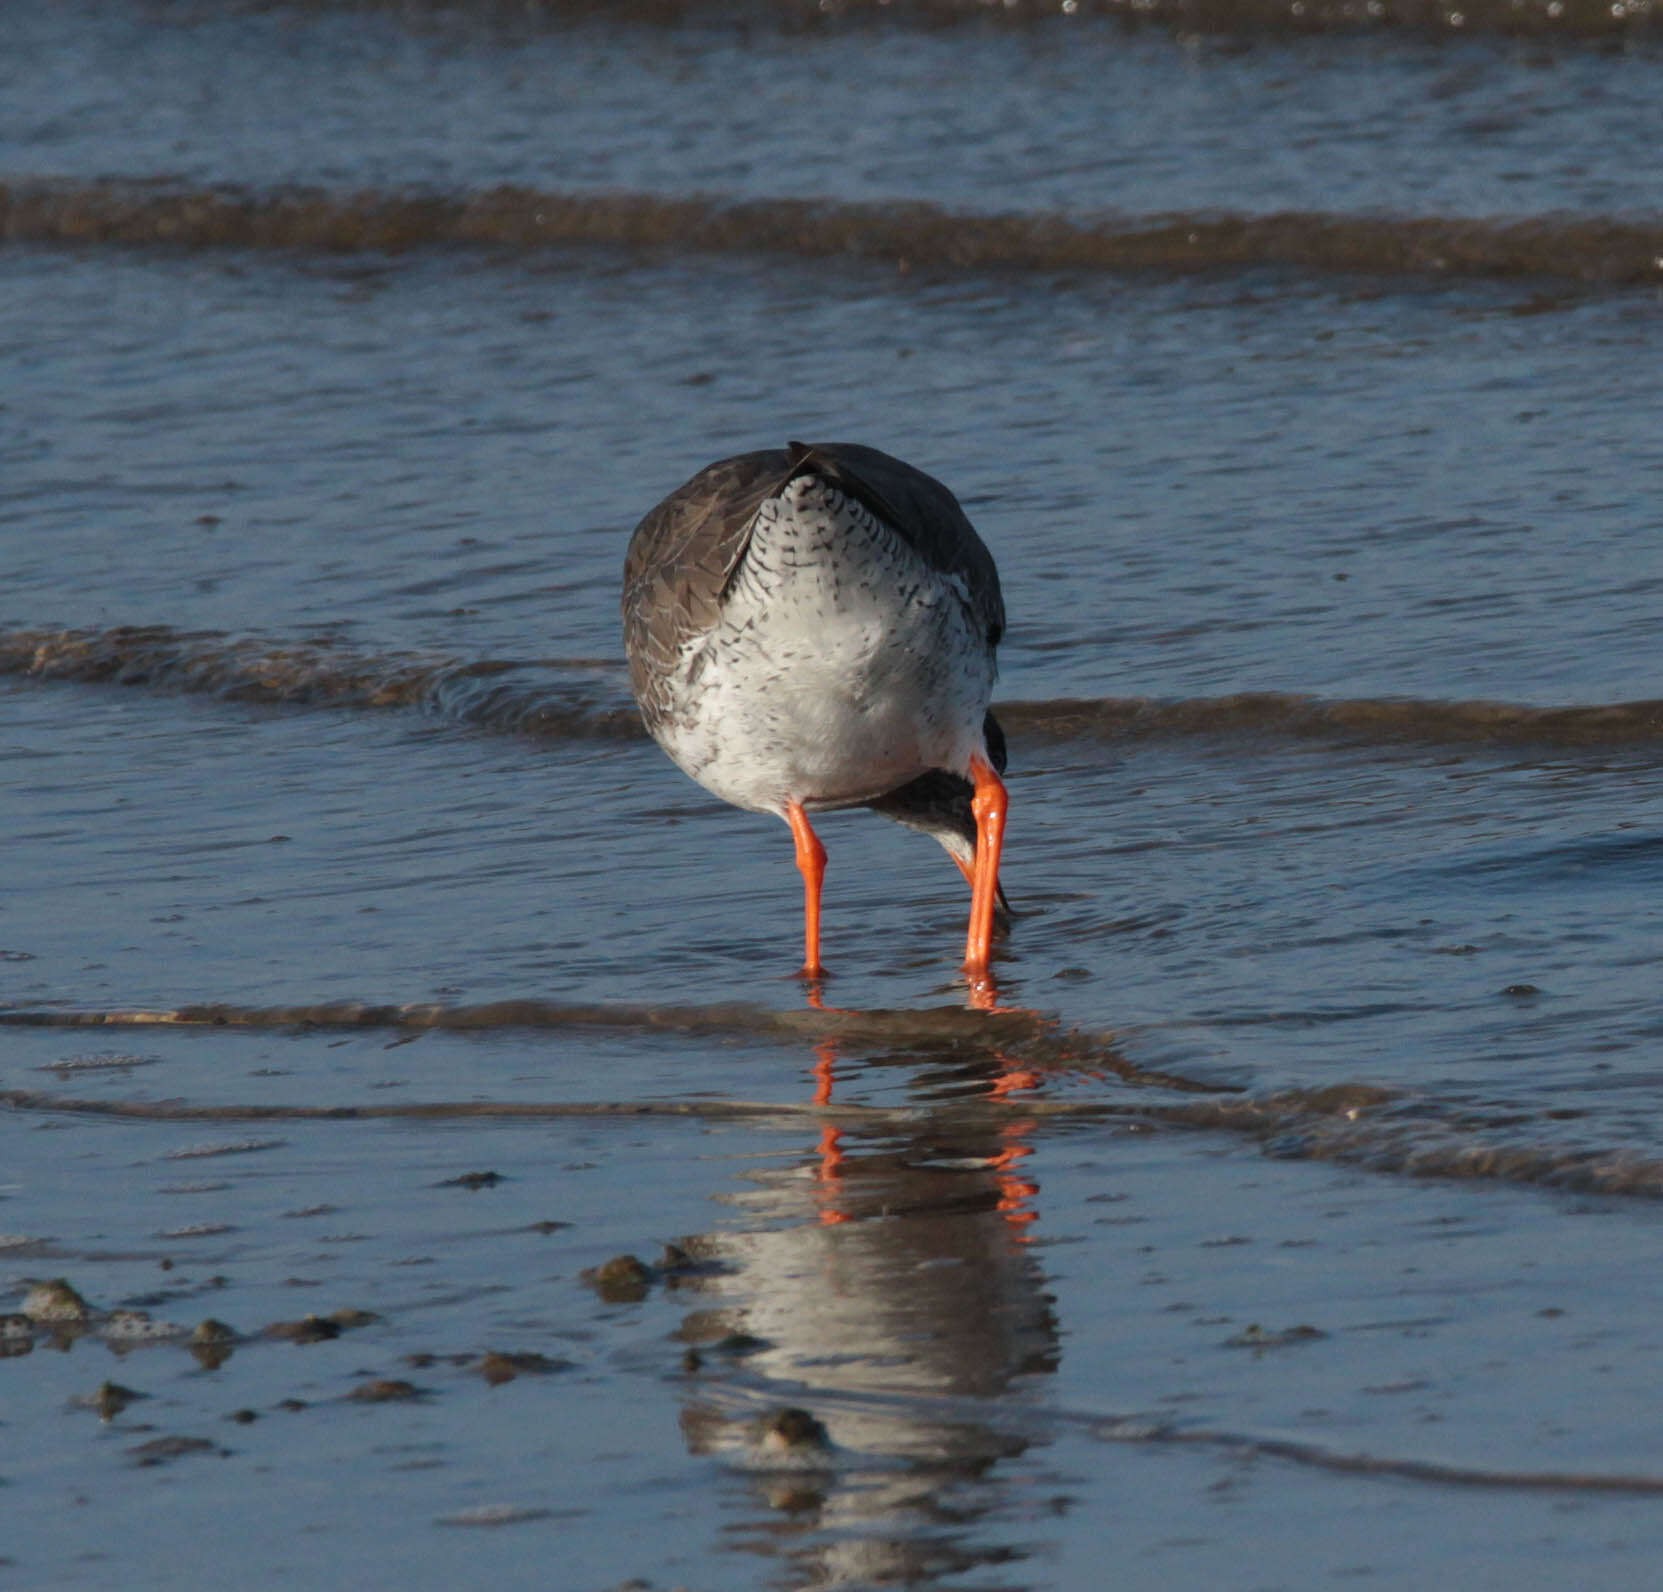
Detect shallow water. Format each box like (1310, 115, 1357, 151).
(4, 2, 1663, 1589)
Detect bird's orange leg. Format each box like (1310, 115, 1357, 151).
(964, 754, 1008, 977)
(952, 849, 1003, 1000)
(785, 800, 827, 978)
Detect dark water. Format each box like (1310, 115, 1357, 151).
(4, 3, 1663, 1589)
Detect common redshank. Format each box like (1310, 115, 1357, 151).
(621, 440, 1009, 980)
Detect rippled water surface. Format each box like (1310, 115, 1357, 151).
(4, 3, 1662, 1589)
(8, 2, 1663, 215)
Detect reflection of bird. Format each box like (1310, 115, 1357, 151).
(677, 1109, 1056, 1584)
(622, 441, 1009, 979)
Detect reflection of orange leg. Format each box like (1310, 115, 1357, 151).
(811, 1041, 850, 1222)
(815, 1125, 851, 1225)
(785, 801, 827, 979)
(817, 1124, 846, 1182)
(811, 1039, 837, 1107)
(964, 754, 1008, 979)
(992, 1122, 1040, 1238)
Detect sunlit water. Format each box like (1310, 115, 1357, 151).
(3, 3, 1662, 1589)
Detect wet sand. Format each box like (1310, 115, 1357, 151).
(7, 1024, 1663, 1588)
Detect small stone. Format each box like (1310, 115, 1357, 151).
(713, 1332, 767, 1358)
(265, 1315, 341, 1344)
(1224, 1323, 1327, 1350)
(477, 1351, 571, 1386)
(128, 1435, 221, 1466)
(583, 1254, 653, 1304)
(22, 1279, 93, 1322)
(756, 1407, 830, 1452)
(92, 1381, 146, 1421)
(104, 1310, 184, 1342)
(347, 1378, 423, 1403)
(327, 1308, 380, 1330)
(437, 1504, 554, 1527)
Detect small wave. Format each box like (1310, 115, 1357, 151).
(1429, 829, 1663, 889)
(1002, 692, 1663, 748)
(2, 179, 1660, 286)
(1157, 1090, 1663, 1197)
(4, 1001, 1662, 1199)
(1095, 1419, 1663, 1496)
(284, 0, 1660, 41)
(0, 994, 1096, 1063)
(7, 626, 1663, 753)
(0, 626, 641, 741)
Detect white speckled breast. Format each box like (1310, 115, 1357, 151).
(652, 474, 995, 816)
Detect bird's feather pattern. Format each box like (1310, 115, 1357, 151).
(622, 442, 1003, 738)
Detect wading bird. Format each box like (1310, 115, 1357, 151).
(622, 441, 1009, 982)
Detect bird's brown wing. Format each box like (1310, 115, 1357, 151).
(621, 447, 792, 734)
